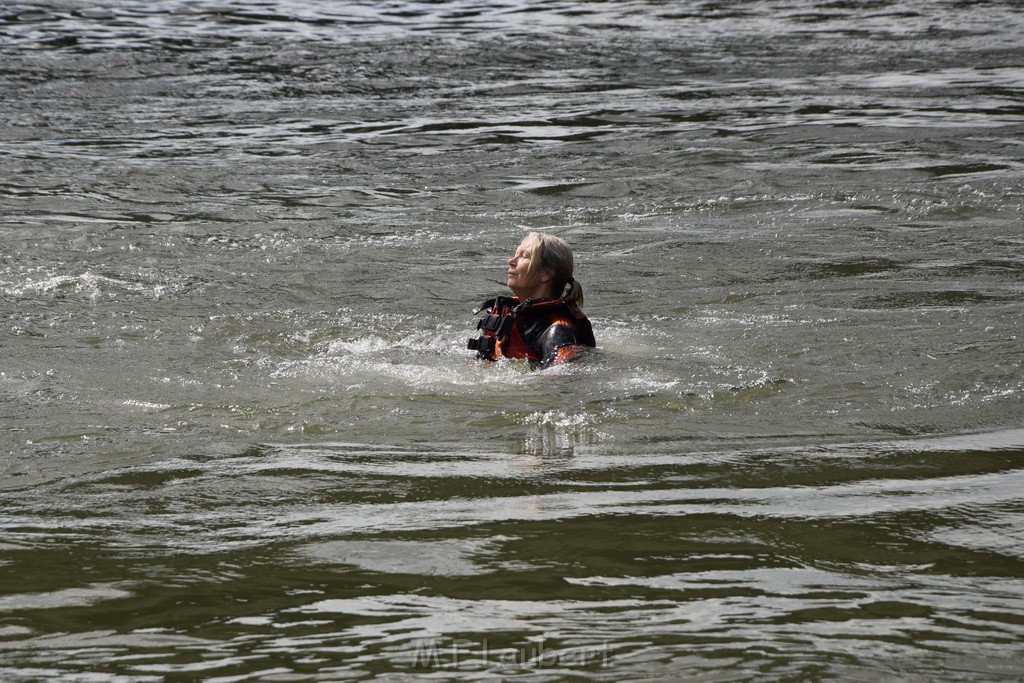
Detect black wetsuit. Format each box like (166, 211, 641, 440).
(468, 296, 596, 368)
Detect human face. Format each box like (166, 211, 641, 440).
(506, 237, 552, 300)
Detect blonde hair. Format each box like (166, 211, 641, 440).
(524, 231, 584, 306)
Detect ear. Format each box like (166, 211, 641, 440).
(537, 269, 554, 284)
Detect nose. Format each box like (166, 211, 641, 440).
(508, 255, 517, 267)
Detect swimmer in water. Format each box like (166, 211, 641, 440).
(468, 232, 596, 368)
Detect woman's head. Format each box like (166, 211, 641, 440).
(506, 232, 584, 305)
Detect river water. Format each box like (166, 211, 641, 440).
(2, 1, 1024, 680)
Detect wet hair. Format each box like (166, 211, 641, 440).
(524, 231, 584, 306)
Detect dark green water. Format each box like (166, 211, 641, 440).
(2, 1, 1023, 680)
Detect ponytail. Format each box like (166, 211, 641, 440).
(562, 277, 584, 306)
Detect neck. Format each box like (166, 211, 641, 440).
(510, 284, 555, 301)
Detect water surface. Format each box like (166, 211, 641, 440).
(2, 1, 1023, 680)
